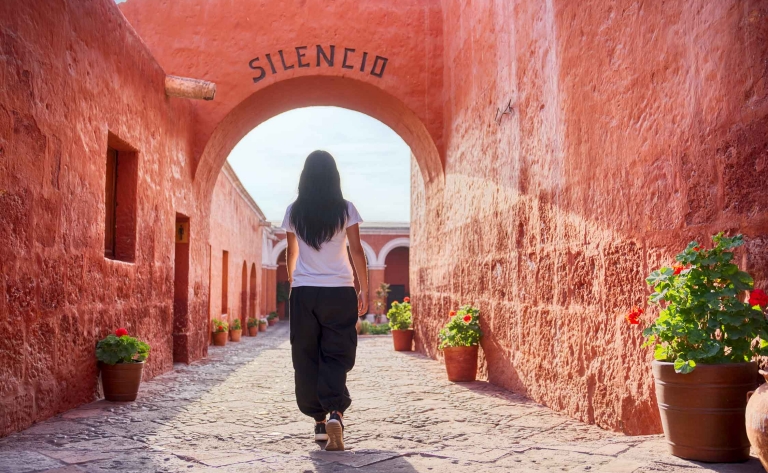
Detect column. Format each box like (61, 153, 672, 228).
(264, 265, 278, 314)
(260, 267, 268, 316)
(368, 265, 386, 318)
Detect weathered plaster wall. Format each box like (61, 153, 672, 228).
(208, 164, 264, 332)
(0, 0, 263, 436)
(411, 0, 768, 435)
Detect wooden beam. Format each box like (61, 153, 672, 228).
(164, 75, 216, 100)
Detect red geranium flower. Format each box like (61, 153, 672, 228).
(449, 310, 456, 317)
(115, 327, 128, 337)
(462, 314, 472, 324)
(693, 246, 701, 252)
(625, 307, 643, 325)
(218, 325, 224, 332)
(672, 263, 684, 275)
(403, 297, 410, 303)
(749, 289, 768, 308)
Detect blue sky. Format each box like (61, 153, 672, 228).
(226, 107, 411, 223)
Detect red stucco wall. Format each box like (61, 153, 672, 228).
(411, 0, 768, 435)
(208, 165, 264, 334)
(0, 0, 261, 436)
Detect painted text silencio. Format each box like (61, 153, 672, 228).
(249, 45, 388, 83)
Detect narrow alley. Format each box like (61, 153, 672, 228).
(0, 327, 761, 472)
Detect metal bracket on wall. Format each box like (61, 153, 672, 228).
(495, 99, 515, 124)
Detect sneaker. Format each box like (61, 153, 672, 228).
(314, 422, 328, 442)
(325, 412, 344, 451)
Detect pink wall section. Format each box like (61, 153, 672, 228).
(208, 165, 264, 335)
(411, 0, 768, 435)
(0, 0, 203, 435)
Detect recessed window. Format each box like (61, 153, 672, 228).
(104, 133, 138, 262)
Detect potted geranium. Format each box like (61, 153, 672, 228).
(439, 305, 482, 382)
(211, 318, 229, 346)
(230, 318, 242, 342)
(267, 311, 279, 326)
(96, 328, 150, 402)
(247, 317, 259, 337)
(638, 233, 768, 463)
(259, 317, 268, 332)
(387, 297, 413, 351)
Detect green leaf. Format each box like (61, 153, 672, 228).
(646, 270, 667, 286)
(654, 344, 672, 361)
(674, 358, 696, 374)
(649, 288, 668, 303)
(732, 271, 754, 291)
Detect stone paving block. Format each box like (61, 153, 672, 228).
(508, 412, 569, 429)
(596, 458, 645, 472)
(56, 436, 146, 451)
(310, 449, 403, 467)
(0, 450, 64, 472)
(37, 466, 87, 473)
(60, 409, 108, 420)
(37, 448, 115, 464)
(174, 449, 268, 467)
(421, 447, 510, 463)
(177, 421, 259, 436)
(591, 442, 633, 456)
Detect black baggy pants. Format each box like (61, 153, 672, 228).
(289, 286, 358, 421)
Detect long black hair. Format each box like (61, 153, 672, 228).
(290, 150, 349, 250)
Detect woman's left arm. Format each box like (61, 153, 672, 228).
(346, 224, 369, 316)
(286, 232, 299, 285)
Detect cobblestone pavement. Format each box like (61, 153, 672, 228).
(0, 322, 763, 472)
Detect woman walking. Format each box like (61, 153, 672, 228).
(281, 150, 369, 451)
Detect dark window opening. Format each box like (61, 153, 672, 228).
(104, 133, 138, 262)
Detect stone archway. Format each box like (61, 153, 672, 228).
(376, 237, 410, 267)
(118, 0, 446, 196)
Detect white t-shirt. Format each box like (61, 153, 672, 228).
(281, 200, 363, 287)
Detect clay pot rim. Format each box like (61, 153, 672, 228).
(651, 360, 757, 368)
(391, 328, 413, 331)
(99, 361, 146, 368)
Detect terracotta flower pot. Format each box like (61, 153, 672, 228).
(230, 329, 242, 342)
(746, 370, 768, 469)
(391, 329, 413, 351)
(443, 345, 478, 382)
(259, 323, 267, 332)
(212, 331, 228, 346)
(248, 326, 258, 337)
(653, 360, 756, 462)
(100, 361, 144, 402)
(268, 318, 277, 326)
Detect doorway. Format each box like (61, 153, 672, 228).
(173, 214, 190, 363)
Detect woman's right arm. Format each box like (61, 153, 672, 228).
(286, 232, 299, 285)
(346, 224, 369, 316)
